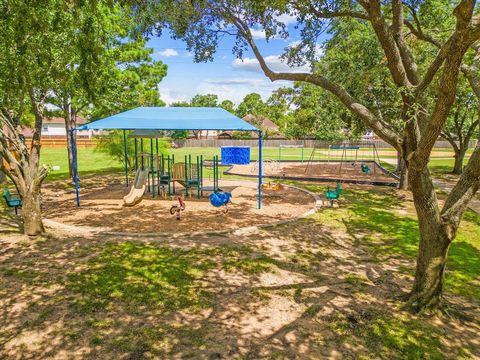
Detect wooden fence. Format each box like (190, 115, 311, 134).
(33, 137, 477, 150)
(28, 138, 96, 149)
(174, 138, 477, 149)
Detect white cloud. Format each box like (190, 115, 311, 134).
(288, 40, 302, 47)
(159, 87, 188, 105)
(275, 13, 297, 25)
(231, 55, 311, 73)
(196, 78, 291, 104)
(250, 28, 267, 39)
(314, 44, 325, 57)
(204, 78, 266, 86)
(158, 48, 179, 57)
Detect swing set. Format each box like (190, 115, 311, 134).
(305, 143, 382, 175)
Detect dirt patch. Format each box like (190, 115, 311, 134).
(41, 179, 315, 234)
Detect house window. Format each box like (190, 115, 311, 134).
(42, 125, 48, 132)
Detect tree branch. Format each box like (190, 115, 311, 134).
(391, 0, 420, 84)
(227, 14, 401, 147)
(404, 5, 443, 48)
(364, 0, 413, 88)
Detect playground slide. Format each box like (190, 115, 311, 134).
(123, 168, 149, 206)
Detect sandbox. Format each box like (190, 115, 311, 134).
(42, 179, 317, 234)
(226, 161, 399, 186)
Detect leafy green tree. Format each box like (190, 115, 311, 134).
(236, 93, 267, 118)
(277, 83, 360, 140)
(171, 130, 189, 139)
(170, 101, 191, 107)
(190, 94, 218, 107)
(0, 0, 121, 235)
(219, 99, 236, 113)
(88, 39, 167, 119)
(143, 0, 480, 311)
(265, 88, 291, 129)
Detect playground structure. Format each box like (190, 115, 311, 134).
(71, 107, 265, 209)
(123, 136, 223, 206)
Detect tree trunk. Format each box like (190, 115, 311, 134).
(408, 166, 454, 311)
(63, 99, 77, 178)
(452, 148, 466, 174)
(0, 155, 5, 183)
(66, 124, 74, 178)
(21, 184, 45, 236)
(396, 152, 409, 190)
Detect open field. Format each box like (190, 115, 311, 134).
(1, 179, 479, 359)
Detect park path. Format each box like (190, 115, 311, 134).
(380, 158, 480, 215)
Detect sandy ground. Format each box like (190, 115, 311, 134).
(1, 184, 479, 359)
(41, 179, 315, 233)
(228, 161, 397, 183)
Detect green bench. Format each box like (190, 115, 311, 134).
(3, 189, 22, 215)
(325, 182, 342, 206)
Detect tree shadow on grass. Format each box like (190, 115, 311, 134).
(67, 242, 218, 315)
(323, 189, 480, 302)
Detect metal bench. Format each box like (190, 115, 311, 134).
(3, 189, 22, 215)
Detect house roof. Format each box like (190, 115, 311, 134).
(242, 114, 279, 132)
(78, 107, 258, 131)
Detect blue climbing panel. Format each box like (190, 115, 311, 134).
(221, 146, 250, 165)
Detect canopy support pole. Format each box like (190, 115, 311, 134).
(123, 130, 128, 187)
(70, 129, 80, 207)
(258, 130, 263, 209)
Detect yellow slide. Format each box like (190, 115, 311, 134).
(123, 168, 149, 206)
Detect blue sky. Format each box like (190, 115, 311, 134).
(147, 15, 325, 105)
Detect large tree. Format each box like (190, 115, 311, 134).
(277, 84, 361, 140)
(0, 0, 123, 235)
(47, 37, 167, 178)
(143, 0, 480, 310)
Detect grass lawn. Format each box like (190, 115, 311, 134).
(1, 177, 479, 358)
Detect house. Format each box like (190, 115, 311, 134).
(41, 116, 95, 138)
(242, 114, 282, 138)
(242, 114, 280, 133)
(20, 116, 100, 139)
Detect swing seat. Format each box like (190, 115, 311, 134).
(325, 182, 342, 206)
(361, 163, 371, 174)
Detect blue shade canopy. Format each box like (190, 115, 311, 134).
(77, 107, 258, 131)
